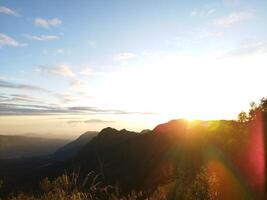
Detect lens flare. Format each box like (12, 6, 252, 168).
(245, 112, 265, 195)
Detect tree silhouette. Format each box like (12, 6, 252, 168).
(237, 111, 248, 123)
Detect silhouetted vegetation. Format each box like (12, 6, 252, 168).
(3, 169, 217, 200)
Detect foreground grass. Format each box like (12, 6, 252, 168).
(1, 167, 218, 200)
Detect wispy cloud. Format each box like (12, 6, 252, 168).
(0, 80, 82, 104)
(0, 76, 6, 80)
(59, 94, 78, 103)
(42, 48, 67, 55)
(85, 119, 114, 123)
(34, 17, 62, 28)
(80, 67, 92, 76)
(198, 30, 223, 39)
(114, 52, 136, 61)
(0, 102, 155, 116)
(191, 8, 215, 17)
(38, 65, 75, 77)
(223, 0, 239, 4)
(220, 40, 267, 58)
(25, 34, 59, 41)
(0, 94, 42, 104)
(68, 106, 156, 115)
(0, 6, 20, 17)
(0, 79, 156, 116)
(0, 103, 66, 115)
(0, 33, 26, 47)
(214, 11, 254, 27)
(55, 49, 64, 54)
(70, 79, 85, 88)
(80, 67, 107, 77)
(8, 94, 41, 103)
(0, 80, 50, 93)
(68, 119, 115, 124)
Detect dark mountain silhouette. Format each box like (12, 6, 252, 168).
(0, 135, 68, 159)
(0, 120, 234, 192)
(140, 129, 151, 134)
(54, 131, 98, 160)
(67, 119, 263, 196)
(153, 119, 191, 135)
(0, 118, 266, 199)
(68, 120, 209, 191)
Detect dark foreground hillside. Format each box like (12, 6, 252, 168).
(1, 98, 267, 199)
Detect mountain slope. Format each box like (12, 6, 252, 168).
(70, 126, 177, 191)
(54, 131, 98, 160)
(0, 135, 69, 159)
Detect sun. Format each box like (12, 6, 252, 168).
(185, 118, 197, 123)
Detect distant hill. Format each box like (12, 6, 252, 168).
(54, 131, 98, 160)
(22, 133, 75, 140)
(0, 135, 69, 159)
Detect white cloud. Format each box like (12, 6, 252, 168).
(34, 17, 62, 28)
(0, 33, 26, 47)
(0, 6, 20, 17)
(114, 52, 136, 61)
(190, 10, 198, 16)
(68, 119, 114, 124)
(41, 48, 66, 55)
(80, 67, 107, 77)
(223, 0, 239, 4)
(0, 76, 6, 80)
(207, 9, 215, 15)
(198, 30, 223, 39)
(38, 64, 75, 77)
(214, 11, 254, 27)
(25, 34, 59, 41)
(221, 40, 267, 58)
(191, 8, 215, 17)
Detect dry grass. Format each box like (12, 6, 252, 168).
(2, 168, 217, 200)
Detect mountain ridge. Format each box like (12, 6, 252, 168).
(0, 135, 68, 159)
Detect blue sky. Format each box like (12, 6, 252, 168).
(1, 0, 267, 137)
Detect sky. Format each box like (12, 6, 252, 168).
(0, 0, 267, 138)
